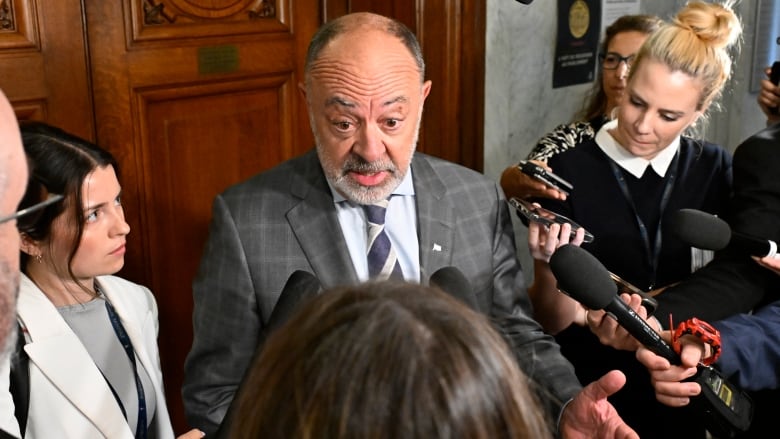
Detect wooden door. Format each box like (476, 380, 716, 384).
(0, 0, 94, 138)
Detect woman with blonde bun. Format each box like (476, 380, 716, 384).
(526, 2, 743, 437)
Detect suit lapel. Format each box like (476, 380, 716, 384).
(17, 276, 133, 439)
(411, 155, 456, 279)
(287, 151, 359, 287)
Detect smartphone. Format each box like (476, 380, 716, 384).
(609, 272, 658, 315)
(770, 61, 780, 115)
(517, 160, 573, 196)
(508, 197, 594, 243)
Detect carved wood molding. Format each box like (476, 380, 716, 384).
(0, 0, 15, 31)
(143, 0, 275, 25)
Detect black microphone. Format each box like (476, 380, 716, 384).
(265, 270, 321, 333)
(549, 244, 678, 362)
(671, 208, 778, 258)
(214, 270, 322, 439)
(429, 266, 479, 311)
(549, 244, 754, 437)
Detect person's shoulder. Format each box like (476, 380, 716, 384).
(412, 153, 499, 200)
(546, 136, 599, 165)
(225, 149, 319, 192)
(732, 124, 780, 162)
(219, 149, 322, 203)
(98, 275, 155, 302)
(739, 123, 780, 149)
(528, 120, 597, 161)
(680, 137, 731, 161)
(414, 153, 491, 183)
(98, 275, 160, 318)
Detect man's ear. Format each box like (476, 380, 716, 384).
(298, 82, 307, 100)
(422, 80, 432, 101)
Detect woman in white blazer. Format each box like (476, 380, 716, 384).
(0, 122, 202, 439)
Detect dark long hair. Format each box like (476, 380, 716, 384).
(17, 121, 119, 282)
(231, 281, 553, 439)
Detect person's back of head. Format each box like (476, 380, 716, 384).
(230, 281, 553, 439)
(632, 0, 742, 113)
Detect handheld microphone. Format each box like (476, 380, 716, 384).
(265, 270, 322, 333)
(429, 266, 478, 311)
(671, 208, 778, 258)
(550, 245, 676, 361)
(214, 270, 322, 439)
(549, 244, 753, 438)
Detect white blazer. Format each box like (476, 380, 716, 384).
(0, 274, 175, 439)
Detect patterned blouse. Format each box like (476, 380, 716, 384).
(526, 115, 609, 162)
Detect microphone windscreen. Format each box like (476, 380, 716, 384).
(266, 270, 321, 332)
(549, 244, 616, 310)
(670, 208, 731, 251)
(429, 266, 478, 311)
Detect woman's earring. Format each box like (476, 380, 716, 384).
(35, 254, 42, 264)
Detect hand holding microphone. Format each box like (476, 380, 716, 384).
(550, 245, 753, 438)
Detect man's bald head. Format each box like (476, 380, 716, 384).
(304, 12, 425, 87)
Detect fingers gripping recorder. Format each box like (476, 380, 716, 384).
(517, 160, 573, 196)
(509, 197, 657, 313)
(550, 244, 753, 438)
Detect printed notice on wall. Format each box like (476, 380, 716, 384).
(601, 0, 640, 35)
(553, 0, 602, 88)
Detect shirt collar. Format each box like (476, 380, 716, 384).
(595, 119, 680, 178)
(330, 167, 415, 203)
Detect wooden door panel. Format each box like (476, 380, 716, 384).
(137, 77, 294, 378)
(0, 0, 93, 138)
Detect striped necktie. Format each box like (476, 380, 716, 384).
(363, 199, 404, 281)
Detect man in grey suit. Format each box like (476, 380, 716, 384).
(183, 12, 637, 439)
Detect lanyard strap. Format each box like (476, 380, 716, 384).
(105, 301, 148, 439)
(607, 152, 679, 290)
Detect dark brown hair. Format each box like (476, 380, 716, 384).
(230, 281, 553, 439)
(17, 121, 119, 285)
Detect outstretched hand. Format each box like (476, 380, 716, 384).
(559, 370, 638, 439)
(757, 66, 780, 125)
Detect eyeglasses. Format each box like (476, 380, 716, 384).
(600, 52, 635, 70)
(0, 193, 64, 225)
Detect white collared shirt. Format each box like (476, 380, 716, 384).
(595, 119, 680, 178)
(330, 170, 420, 282)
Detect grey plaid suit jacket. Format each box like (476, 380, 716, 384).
(182, 150, 581, 435)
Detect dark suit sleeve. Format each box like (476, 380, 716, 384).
(656, 132, 780, 324)
(714, 300, 780, 391)
(183, 194, 261, 436)
(489, 183, 582, 414)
